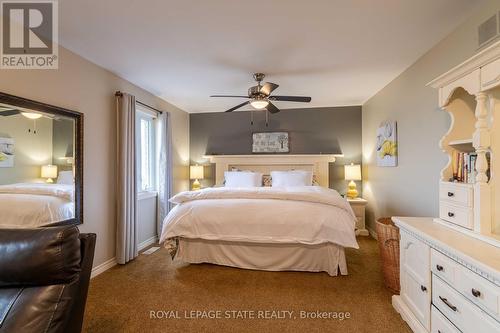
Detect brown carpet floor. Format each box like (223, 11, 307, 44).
(83, 237, 410, 333)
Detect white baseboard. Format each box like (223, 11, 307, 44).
(138, 235, 158, 251)
(355, 228, 370, 236)
(91, 257, 117, 279)
(368, 227, 378, 240)
(392, 295, 427, 333)
(90, 237, 157, 279)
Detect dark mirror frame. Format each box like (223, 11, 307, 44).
(0, 92, 84, 225)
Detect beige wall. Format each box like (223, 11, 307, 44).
(0, 115, 53, 184)
(0, 46, 190, 267)
(362, 0, 500, 232)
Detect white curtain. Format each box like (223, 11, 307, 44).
(157, 111, 173, 237)
(116, 92, 138, 264)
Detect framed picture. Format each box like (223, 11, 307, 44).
(376, 121, 397, 167)
(252, 132, 289, 153)
(0, 137, 14, 167)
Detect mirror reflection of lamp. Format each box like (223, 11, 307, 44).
(41, 164, 58, 183)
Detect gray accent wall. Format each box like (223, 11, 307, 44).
(52, 118, 75, 171)
(190, 106, 362, 193)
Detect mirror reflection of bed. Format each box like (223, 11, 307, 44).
(0, 103, 76, 228)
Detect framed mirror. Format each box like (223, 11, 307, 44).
(0, 92, 83, 227)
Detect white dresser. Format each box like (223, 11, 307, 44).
(391, 41, 500, 333)
(393, 217, 500, 333)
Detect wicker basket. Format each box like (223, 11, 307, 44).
(375, 217, 400, 294)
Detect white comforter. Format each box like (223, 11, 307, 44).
(0, 183, 74, 228)
(160, 186, 359, 249)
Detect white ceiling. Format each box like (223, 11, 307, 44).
(59, 0, 483, 113)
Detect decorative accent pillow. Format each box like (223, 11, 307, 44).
(224, 171, 263, 188)
(270, 170, 313, 187)
(262, 175, 273, 187)
(57, 170, 74, 185)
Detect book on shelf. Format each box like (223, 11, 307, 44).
(451, 151, 478, 184)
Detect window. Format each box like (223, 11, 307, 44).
(136, 106, 157, 193)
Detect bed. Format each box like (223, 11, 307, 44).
(160, 186, 358, 276)
(0, 183, 75, 228)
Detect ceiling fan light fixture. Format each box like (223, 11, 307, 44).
(250, 99, 269, 110)
(21, 112, 42, 120)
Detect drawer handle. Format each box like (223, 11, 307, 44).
(436, 265, 444, 272)
(447, 192, 454, 197)
(471, 288, 481, 297)
(439, 296, 457, 312)
(420, 285, 427, 292)
(448, 212, 455, 218)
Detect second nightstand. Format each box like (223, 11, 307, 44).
(347, 198, 369, 236)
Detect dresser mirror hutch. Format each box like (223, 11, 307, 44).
(392, 41, 500, 333)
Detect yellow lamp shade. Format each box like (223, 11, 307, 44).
(190, 165, 204, 180)
(41, 165, 58, 183)
(344, 163, 361, 181)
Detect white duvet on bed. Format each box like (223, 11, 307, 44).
(160, 186, 359, 249)
(0, 183, 74, 228)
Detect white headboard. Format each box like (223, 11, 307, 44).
(204, 154, 341, 187)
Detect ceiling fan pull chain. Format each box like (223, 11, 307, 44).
(265, 110, 269, 127)
(250, 111, 254, 125)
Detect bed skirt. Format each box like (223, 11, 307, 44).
(175, 238, 347, 276)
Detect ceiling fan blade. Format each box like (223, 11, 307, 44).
(269, 96, 311, 102)
(260, 82, 279, 96)
(0, 109, 20, 116)
(266, 102, 280, 114)
(210, 95, 249, 98)
(225, 101, 250, 112)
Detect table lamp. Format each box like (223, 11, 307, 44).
(190, 165, 204, 190)
(344, 163, 361, 199)
(41, 164, 58, 183)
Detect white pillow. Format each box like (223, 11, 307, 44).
(224, 171, 262, 188)
(270, 170, 313, 187)
(57, 170, 74, 185)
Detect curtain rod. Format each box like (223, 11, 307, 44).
(115, 91, 163, 114)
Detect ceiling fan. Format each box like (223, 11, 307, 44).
(210, 73, 311, 113)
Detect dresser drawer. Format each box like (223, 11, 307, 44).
(456, 266, 500, 319)
(432, 275, 500, 333)
(439, 201, 473, 229)
(431, 306, 460, 333)
(401, 232, 431, 329)
(439, 182, 473, 207)
(431, 249, 459, 285)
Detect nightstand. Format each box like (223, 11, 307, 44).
(347, 198, 368, 236)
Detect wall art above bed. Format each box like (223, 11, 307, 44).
(252, 132, 289, 153)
